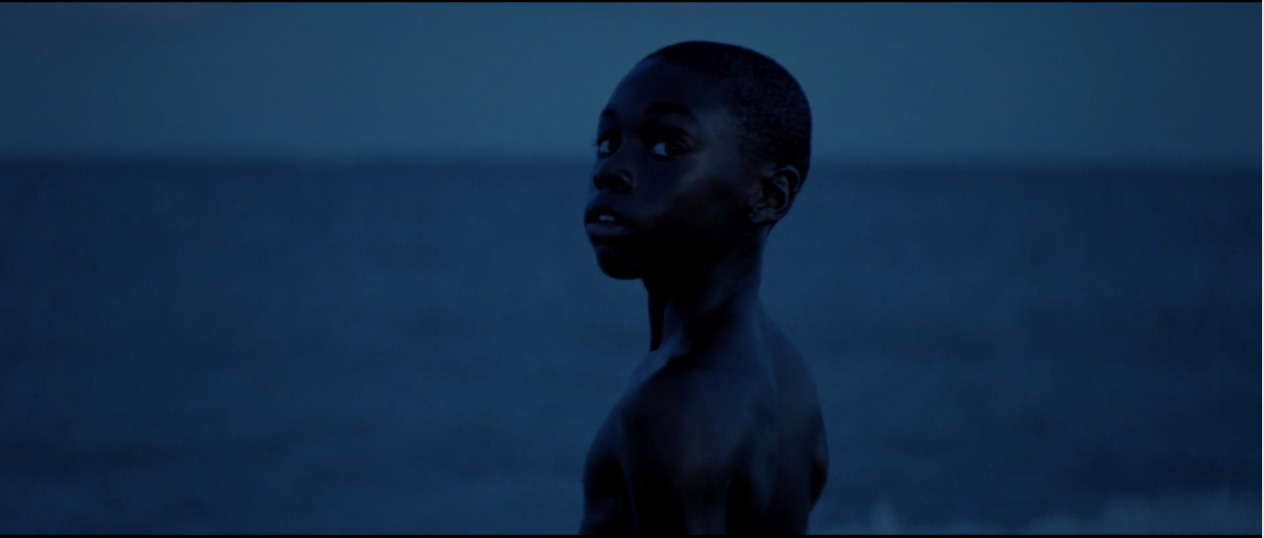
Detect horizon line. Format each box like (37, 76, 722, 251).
(0, 152, 1258, 174)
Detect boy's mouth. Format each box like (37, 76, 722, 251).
(585, 206, 634, 239)
(584, 205, 628, 225)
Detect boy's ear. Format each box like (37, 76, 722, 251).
(748, 164, 802, 225)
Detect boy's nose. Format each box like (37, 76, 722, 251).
(593, 159, 634, 193)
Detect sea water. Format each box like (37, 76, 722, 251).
(0, 160, 1258, 533)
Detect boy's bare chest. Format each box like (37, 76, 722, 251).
(580, 403, 635, 532)
(582, 404, 624, 489)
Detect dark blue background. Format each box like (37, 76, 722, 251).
(0, 3, 1259, 534)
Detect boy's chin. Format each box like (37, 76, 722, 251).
(593, 246, 645, 280)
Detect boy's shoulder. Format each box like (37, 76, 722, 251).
(618, 334, 777, 461)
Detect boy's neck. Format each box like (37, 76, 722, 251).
(643, 238, 766, 353)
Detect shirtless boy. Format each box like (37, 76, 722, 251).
(579, 41, 829, 535)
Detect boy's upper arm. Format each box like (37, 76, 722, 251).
(617, 373, 738, 534)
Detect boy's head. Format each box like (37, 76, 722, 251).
(642, 41, 812, 183)
(584, 41, 812, 280)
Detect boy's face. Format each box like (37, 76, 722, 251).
(584, 58, 761, 280)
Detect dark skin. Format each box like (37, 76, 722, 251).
(579, 57, 829, 535)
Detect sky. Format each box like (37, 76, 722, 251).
(0, 2, 1259, 167)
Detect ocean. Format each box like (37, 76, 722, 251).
(0, 160, 1258, 533)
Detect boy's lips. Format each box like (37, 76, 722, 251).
(584, 205, 634, 240)
(586, 220, 634, 240)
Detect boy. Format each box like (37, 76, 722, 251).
(579, 41, 829, 535)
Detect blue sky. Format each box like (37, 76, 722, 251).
(0, 2, 1259, 166)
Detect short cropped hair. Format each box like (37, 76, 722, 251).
(642, 41, 812, 183)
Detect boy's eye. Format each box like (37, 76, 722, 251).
(650, 140, 686, 157)
(595, 138, 617, 156)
